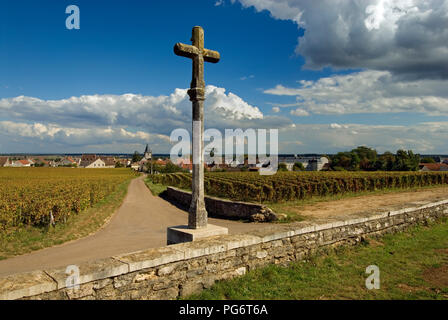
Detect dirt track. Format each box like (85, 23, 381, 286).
(287, 187, 448, 219)
(0, 177, 265, 276)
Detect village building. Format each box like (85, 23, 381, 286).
(59, 156, 78, 167)
(130, 163, 140, 171)
(32, 159, 49, 167)
(0, 157, 12, 167)
(115, 158, 131, 167)
(100, 157, 116, 168)
(12, 159, 33, 167)
(419, 163, 448, 172)
(84, 158, 106, 168)
(138, 144, 152, 171)
(80, 154, 106, 168)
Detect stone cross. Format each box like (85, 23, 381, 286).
(174, 26, 220, 229)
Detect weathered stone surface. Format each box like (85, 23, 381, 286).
(235, 267, 246, 276)
(45, 257, 129, 289)
(0, 271, 57, 300)
(170, 237, 228, 259)
(255, 251, 268, 259)
(246, 225, 295, 243)
(157, 265, 176, 276)
(66, 282, 94, 300)
(113, 273, 134, 289)
(216, 234, 262, 250)
(134, 270, 158, 283)
(179, 281, 204, 297)
(173, 26, 220, 230)
(167, 224, 228, 245)
(93, 278, 113, 290)
(113, 246, 184, 272)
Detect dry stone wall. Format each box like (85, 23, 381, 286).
(0, 199, 447, 300)
(165, 187, 278, 222)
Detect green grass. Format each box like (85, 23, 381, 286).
(186, 218, 448, 300)
(0, 178, 134, 259)
(144, 178, 168, 196)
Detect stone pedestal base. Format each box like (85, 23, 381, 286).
(167, 224, 228, 245)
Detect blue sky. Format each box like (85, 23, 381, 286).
(1, 1, 304, 100)
(0, 0, 447, 154)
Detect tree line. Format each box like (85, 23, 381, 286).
(329, 146, 427, 171)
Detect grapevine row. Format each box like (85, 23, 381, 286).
(150, 171, 448, 203)
(0, 168, 137, 230)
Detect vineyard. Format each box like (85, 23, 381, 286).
(150, 171, 448, 203)
(0, 168, 137, 230)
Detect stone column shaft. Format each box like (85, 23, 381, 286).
(188, 88, 207, 229)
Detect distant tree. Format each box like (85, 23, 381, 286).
(278, 163, 288, 172)
(352, 146, 377, 162)
(115, 161, 124, 168)
(330, 147, 423, 172)
(163, 162, 181, 173)
(375, 151, 396, 171)
(393, 150, 420, 171)
(132, 151, 142, 163)
(353, 146, 377, 171)
(293, 162, 305, 171)
(331, 152, 360, 171)
(157, 161, 188, 174)
(420, 157, 436, 164)
(146, 161, 161, 174)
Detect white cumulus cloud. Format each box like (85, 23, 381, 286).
(279, 121, 448, 154)
(232, 0, 448, 79)
(0, 86, 292, 153)
(290, 108, 309, 117)
(0, 85, 265, 134)
(265, 70, 448, 116)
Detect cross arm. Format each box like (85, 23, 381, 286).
(203, 49, 220, 63)
(174, 43, 220, 63)
(174, 43, 199, 59)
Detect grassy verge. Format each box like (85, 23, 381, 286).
(186, 218, 448, 300)
(268, 184, 448, 222)
(144, 178, 168, 196)
(0, 178, 134, 260)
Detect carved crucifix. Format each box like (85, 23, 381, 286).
(174, 26, 220, 229)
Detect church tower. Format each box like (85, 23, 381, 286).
(144, 144, 152, 160)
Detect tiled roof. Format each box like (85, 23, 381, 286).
(0, 157, 8, 166)
(420, 163, 448, 171)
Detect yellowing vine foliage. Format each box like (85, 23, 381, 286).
(151, 171, 448, 203)
(0, 168, 136, 230)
